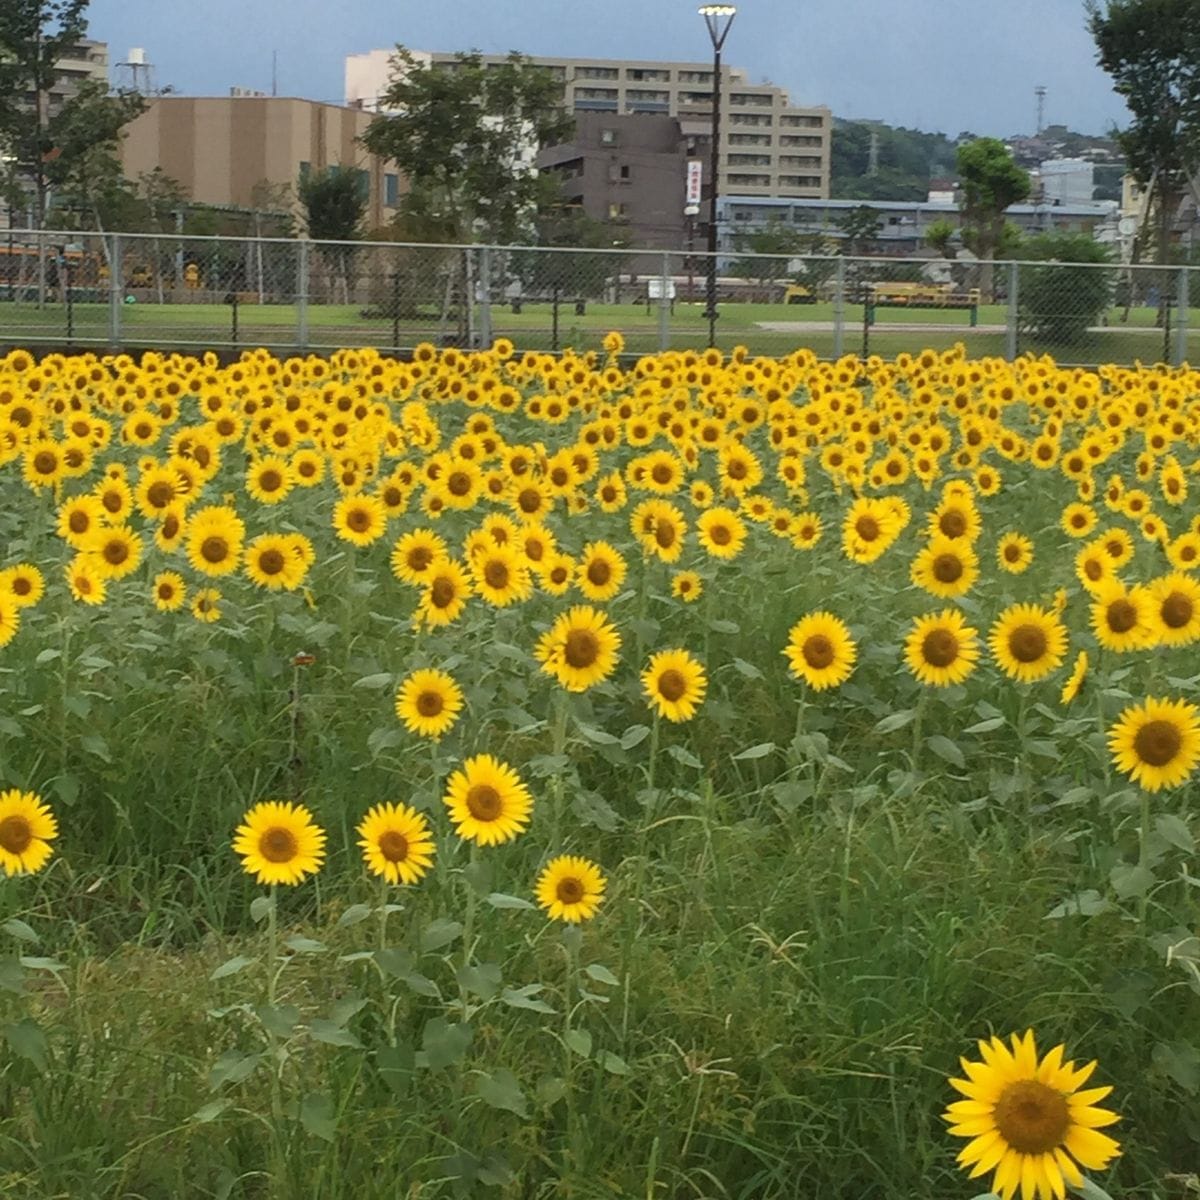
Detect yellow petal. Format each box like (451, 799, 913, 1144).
(994, 1150, 1022, 1200)
(1068, 1105, 1121, 1129)
(1036, 1043, 1065, 1083)
(1021, 1153, 1040, 1200)
(1041, 1153, 1066, 1200)
(949, 1117, 997, 1137)
(1064, 1126, 1121, 1170)
(946, 1099, 994, 1117)
(957, 1129, 1002, 1166)
(1053, 1147, 1083, 1188)
(968, 1136, 1011, 1179)
(1069, 1085, 1113, 1107)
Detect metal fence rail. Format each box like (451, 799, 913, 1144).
(0, 229, 1191, 366)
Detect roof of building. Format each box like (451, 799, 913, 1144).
(719, 196, 1118, 216)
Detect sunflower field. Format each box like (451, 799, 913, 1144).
(0, 337, 1198, 1198)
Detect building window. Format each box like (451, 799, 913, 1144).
(576, 65, 619, 79)
(620, 164, 630, 180)
(299, 161, 311, 183)
(600, 128, 616, 145)
(384, 173, 399, 207)
(357, 170, 370, 200)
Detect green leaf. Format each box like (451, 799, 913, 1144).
(421, 918, 464, 953)
(572, 790, 620, 832)
(500, 984, 555, 1014)
(353, 672, 394, 690)
(309, 1019, 361, 1048)
(1156, 813, 1195, 854)
(1151, 1040, 1200, 1094)
(249, 896, 274, 923)
(336, 904, 372, 928)
(0, 957, 25, 995)
(2, 918, 38, 944)
(575, 722, 620, 746)
(3, 1018, 47, 1072)
(667, 744, 702, 769)
(1110, 863, 1155, 900)
(486, 892, 535, 910)
(1045, 890, 1112, 919)
(284, 934, 326, 954)
(732, 742, 776, 761)
(456, 961, 502, 1000)
(564, 1028, 592, 1058)
(1068, 1178, 1116, 1200)
(208, 1050, 260, 1090)
(925, 735, 965, 768)
(80, 733, 112, 763)
(35, 648, 61, 665)
(585, 963, 620, 987)
(873, 710, 916, 735)
(375, 949, 440, 997)
(329, 993, 367, 1027)
(367, 726, 404, 756)
(477, 1155, 515, 1187)
(596, 1050, 631, 1075)
(963, 717, 1006, 734)
(255, 1004, 301, 1039)
(730, 656, 763, 679)
(191, 1099, 232, 1123)
(620, 724, 651, 749)
(300, 1091, 337, 1141)
(53, 774, 80, 805)
(709, 618, 739, 634)
(475, 1068, 530, 1118)
(376, 1042, 415, 1097)
(210, 955, 256, 982)
(421, 1017, 473, 1070)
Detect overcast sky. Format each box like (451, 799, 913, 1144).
(88, 0, 1131, 137)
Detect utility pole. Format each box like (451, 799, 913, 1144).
(1035, 86, 1046, 136)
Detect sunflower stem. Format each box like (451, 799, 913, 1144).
(378, 874, 390, 953)
(909, 688, 928, 776)
(1138, 789, 1152, 925)
(459, 842, 479, 1020)
(286, 658, 302, 797)
(562, 930, 579, 1180)
(263, 886, 286, 1184)
(550, 689, 570, 846)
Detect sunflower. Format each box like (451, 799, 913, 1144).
(996, 532, 1034, 575)
(0, 563, 44, 608)
(245, 455, 294, 505)
(1108, 696, 1200, 791)
(94, 476, 134, 522)
(904, 609, 980, 688)
(540, 552, 576, 596)
(1074, 542, 1117, 594)
(630, 498, 687, 563)
(843, 497, 902, 564)
(928, 497, 981, 543)
(1060, 651, 1088, 705)
(333, 494, 388, 547)
(576, 541, 627, 602)
(989, 603, 1069, 684)
(0, 789, 58, 876)
(87, 525, 143, 581)
(66, 556, 106, 606)
(471, 545, 533, 607)
(244, 533, 307, 591)
(1060, 502, 1098, 539)
(390, 528, 448, 585)
(0, 594, 19, 649)
(642, 648, 707, 722)
(357, 802, 436, 885)
(443, 754, 534, 846)
(671, 570, 703, 603)
(186, 505, 245, 578)
(535, 604, 622, 693)
(944, 1028, 1120, 1200)
(910, 537, 980, 600)
(395, 668, 464, 739)
(535, 855, 606, 923)
(416, 557, 473, 627)
(192, 587, 222, 623)
(56, 494, 106, 549)
(697, 507, 749, 560)
(233, 800, 326, 886)
(134, 465, 182, 519)
(783, 612, 856, 691)
(22, 438, 64, 490)
(151, 571, 187, 613)
(1089, 581, 1155, 653)
(1148, 572, 1200, 646)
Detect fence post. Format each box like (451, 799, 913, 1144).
(658, 251, 671, 352)
(1175, 266, 1190, 366)
(296, 239, 309, 351)
(477, 246, 492, 349)
(108, 233, 122, 349)
(1005, 261, 1019, 361)
(832, 256, 845, 360)
(463, 247, 477, 349)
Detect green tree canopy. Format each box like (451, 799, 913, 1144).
(0, 1, 145, 228)
(956, 138, 1031, 297)
(297, 167, 366, 243)
(835, 205, 884, 255)
(1088, 0, 1200, 261)
(362, 48, 574, 244)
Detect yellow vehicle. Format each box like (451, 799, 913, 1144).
(783, 283, 816, 305)
(868, 281, 981, 308)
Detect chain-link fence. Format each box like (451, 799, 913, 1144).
(0, 229, 1194, 366)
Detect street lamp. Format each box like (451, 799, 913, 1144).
(699, 3, 735, 348)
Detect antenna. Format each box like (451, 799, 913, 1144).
(272, 50, 278, 97)
(1035, 85, 1046, 136)
(867, 128, 879, 176)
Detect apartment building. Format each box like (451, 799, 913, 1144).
(120, 96, 402, 230)
(345, 49, 831, 202)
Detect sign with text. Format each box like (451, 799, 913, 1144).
(686, 160, 704, 207)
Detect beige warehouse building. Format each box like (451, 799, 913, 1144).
(346, 49, 831, 202)
(120, 96, 402, 230)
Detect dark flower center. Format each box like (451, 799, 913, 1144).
(564, 629, 600, 669)
(1134, 719, 1182, 767)
(932, 553, 964, 584)
(993, 1080, 1071, 1155)
(657, 669, 687, 702)
(1106, 599, 1137, 634)
(378, 830, 409, 862)
(416, 690, 444, 717)
(201, 536, 229, 564)
(1009, 624, 1048, 663)
(0, 815, 33, 855)
(555, 876, 585, 904)
(260, 827, 298, 863)
(922, 629, 959, 668)
(466, 785, 502, 821)
(1162, 593, 1194, 629)
(802, 635, 835, 670)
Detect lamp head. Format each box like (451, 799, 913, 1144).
(699, 4, 736, 50)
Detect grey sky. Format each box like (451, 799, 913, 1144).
(88, 0, 1131, 137)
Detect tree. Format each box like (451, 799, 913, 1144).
(835, 205, 884, 255)
(924, 218, 958, 256)
(1088, 0, 1200, 263)
(0, 2, 145, 231)
(731, 221, 807, 288)
(298, 167, 367, 303)
(956, 138, 1031, 299)
(1017, 232, 1115, 345)
(361, 48, 574, 244)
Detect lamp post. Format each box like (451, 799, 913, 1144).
(699, 4, 735, 349)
